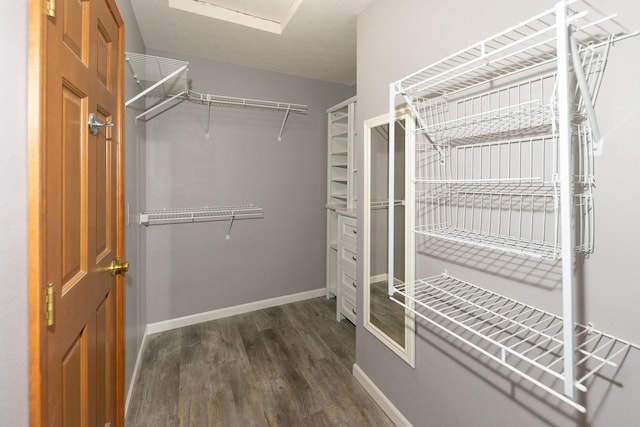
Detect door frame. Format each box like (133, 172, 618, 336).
(27, 1, 126, 425)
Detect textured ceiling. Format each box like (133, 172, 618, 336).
(130, 0, 372, 85)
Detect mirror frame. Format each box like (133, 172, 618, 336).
(362, 109, 415, 367)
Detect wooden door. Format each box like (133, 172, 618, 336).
(28, 0, 125, 426)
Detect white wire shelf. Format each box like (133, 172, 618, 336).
(414, 128, 595, 259)
(415, 190, 594, 260)
(391, 272, 638, 413)
(125, 52, 189, 102)
(139, 204, 263, 229)
(124, 53, 307, 140)
(186, 91, 307, 114)
(393, 0, 637, 99)
(408, 43, 606, 146)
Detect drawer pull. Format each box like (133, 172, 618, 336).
(352, 281, 357, 288)
(351, 308, 357, 315)
(351, 255, 357, 261)
(352, 229, 357, 234)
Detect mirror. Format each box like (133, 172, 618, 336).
(363, 110, 415, 367)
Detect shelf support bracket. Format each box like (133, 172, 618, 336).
(226, 215, 235, 240)
(277, 107, 291, 142)
(569, 35, 605, 155)
(401, 93, 447, 164)
(125, 64, 188, 108)
(205, 102, 213, 139)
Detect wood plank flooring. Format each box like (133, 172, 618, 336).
(126, 297, 395, 427)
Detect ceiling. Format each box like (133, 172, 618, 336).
(130, 0, 373, 86)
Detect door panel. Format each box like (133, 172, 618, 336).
(94, 109, 112, 262)
(96, 293, 115, 427)
(60, 84, 87, 286)
(61, 328, 89, 427)
(62, 0, 88, 63)
(35, 0, 125, 425)
(96, 21, 112, 89)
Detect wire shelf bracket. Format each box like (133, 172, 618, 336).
(139, 204, 264, 240)
(124, 53, 308, 140)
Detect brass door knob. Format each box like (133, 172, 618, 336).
(108, 256, 129, 276)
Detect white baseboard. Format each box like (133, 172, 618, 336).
(146, 288, 326, 335)
(124, 325, 148, 417)
(352, 363, 413, 427)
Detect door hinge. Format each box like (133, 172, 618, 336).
(46, 0, 56, 18)
(46, 283, 55, 327)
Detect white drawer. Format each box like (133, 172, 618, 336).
(339, 242, 357, 272)
(340, 268, 357, 301)
(341, 293, 356, 324)
(339, 215, 357, 246)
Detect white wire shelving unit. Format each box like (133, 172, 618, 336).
(387, 0, 638, 413)
(124, 52, 308, 141)
(139, 204, 263, 240)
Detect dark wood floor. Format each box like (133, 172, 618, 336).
(126, 297, 395, 427)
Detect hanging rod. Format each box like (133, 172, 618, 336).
(124, 52, 308, 140)
(139, 204, 264, 240)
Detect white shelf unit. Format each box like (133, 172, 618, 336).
(139, 204, 263, 239)
(124, 53, 307, 140)
(327, 96, 357, 209)
(387, 0, 638, 413)
(326, 97, 357, 301)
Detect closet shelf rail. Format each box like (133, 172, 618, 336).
(124, 52, 308, 140)
(391, 272, 639, 414)
(139, 204, 264, 239)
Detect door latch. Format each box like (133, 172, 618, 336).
(88, 113, 114, 136)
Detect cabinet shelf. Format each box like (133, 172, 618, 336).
(391, 272, 636, 414)
(331, 112, 349, 123)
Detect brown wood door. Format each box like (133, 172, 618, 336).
(28, 0, 125, 426)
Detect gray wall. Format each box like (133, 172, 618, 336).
(356, 0, 640, 425)
(144, 50, 354, 323)
(116, 0, 148, 396)
(0, 2, 28, 426)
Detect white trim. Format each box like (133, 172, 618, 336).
(124, 325, 149, 417)
(168, 0, 304, 34)
(352, 364, 413, 427)
(146, 288, 326, 334)
(362, 109, 416, 368)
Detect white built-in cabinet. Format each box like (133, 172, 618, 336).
(326, 96, 357, 323)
